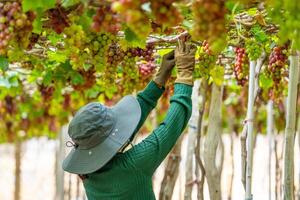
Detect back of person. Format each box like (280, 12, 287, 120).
(83, 154, 156, 200)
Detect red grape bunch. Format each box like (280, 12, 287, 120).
(267, 45, 289, 102)
(233, 47, 249, 86)
(195, 41, 216, 79)
(72, 68, 96, 91)
(127, 44, 155, 61)
(150, 0, 183, 28)
(0, 2, 35, 55)
(191, 0, 227, 53)
(92, 5, 121, 34)
(138, 61, 156, 77)
(46, 5, 70, 34)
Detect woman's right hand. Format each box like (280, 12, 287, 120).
(174, 40, 197, 86)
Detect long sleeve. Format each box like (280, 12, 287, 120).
(131, 81, 164, 139)
(124, 83, 193, 175)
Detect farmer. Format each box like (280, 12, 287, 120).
(62, 40, 196, 200)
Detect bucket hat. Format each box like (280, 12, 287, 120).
(62, 95, 141, 174)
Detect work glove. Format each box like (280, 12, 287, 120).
(153, 50, 175, 87)
(175, 40, 196, 86)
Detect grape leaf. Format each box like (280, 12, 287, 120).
(250, 25, 268, 43)
(32, 9, 43, 34)
(259, 73, 273, 89)
(0, 56, 9, 72)
(124, 28, 146, 48)
(210, 66, 224, 86)
(22, 0, 55, 12)
(47, 51, 67, 63)
(62, 0, 80, 8)
(71, 72, 84, 85)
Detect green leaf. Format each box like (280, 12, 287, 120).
(247, 8, 258, 16)
(0, 56, 9, 72)
(259, 73, 273, 89)
(210, 66, 224, 86)
(47, 51, 67, 63)
(32, 9, 43, 34)
(71, 72, 84, 85)
(62, 0, 80, 7)
(250, 25, 268, 43)
(78, 11, 93, 32)
(43, 71, 53, 85)
(182, 20, 193, 29)
(85, 85, 100, 99)
(22, 0, 55, 12)
(124, 28, 146, 48)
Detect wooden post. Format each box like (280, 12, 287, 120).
(14, 138, 21, 200)
(283, 52, 299, 200)
(267, 100, 274, 200)
(55, 125, 68, 200)
(184, 80, 200, 200)
(245, 60, 257, 200)
(203, 83, 224, 200)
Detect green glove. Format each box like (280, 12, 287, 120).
(175, 40, 196, 86)
(153, 50, 175, 87)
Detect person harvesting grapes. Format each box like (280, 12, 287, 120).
(62, 40, 196, 200)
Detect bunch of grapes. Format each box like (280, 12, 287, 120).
(0, 2, 35, 55)
(62, 94, 71, 110)
(127, 44, 155, 61)
(38, 85, 55, 103)
(91, 33, 116, 70)
(195, 41, 216, 79)
(119, 57, 140, 94)
(92, 5, 121, 34)
(138, 61, 156, 77)
(245, 39, 262, 60)
(191, 0, 227, 53)
(64, 24, 87, 69)
(112, 0, 151, 39)
(4, 95, 16, 115)
(150, 0, 183, 28)
(233, 47, 249, 86)
(266, 45, 289, 102)
(46, 5, 70, 34)
(72, 68, 96, 91)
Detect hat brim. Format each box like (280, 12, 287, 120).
(62, 95, 141, 174)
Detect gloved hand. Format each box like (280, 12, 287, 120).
(153, 50, 175, 87)
(175, 40, 196, 86)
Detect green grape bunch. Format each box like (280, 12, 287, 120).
(194, 41, 217, 79)
(245, 39, 262, 61)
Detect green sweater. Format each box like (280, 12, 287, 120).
(83, 81, 193, 200)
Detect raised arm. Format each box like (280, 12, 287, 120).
(124, 41, 196, 174)
(131, 51, 175, 137)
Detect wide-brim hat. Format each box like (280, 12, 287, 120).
(62, 95, 141, 174)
